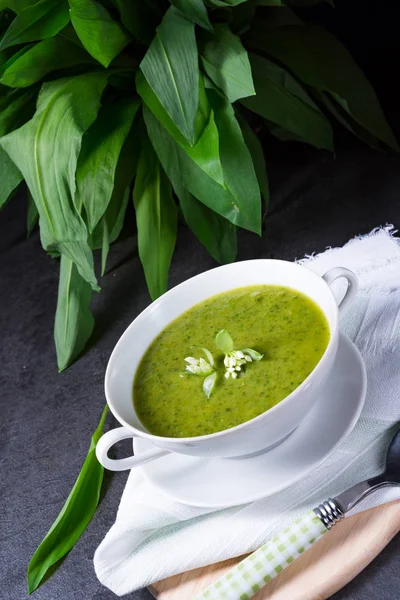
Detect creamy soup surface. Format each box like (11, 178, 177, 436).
(133, 285, 330, 438)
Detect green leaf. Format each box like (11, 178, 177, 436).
(137, 70, 224, 185)
(0, 36, 96, 88)
(54, 254, 94, 371)
(198, 346, 214, 366)
(241, 53, 333, 151)
(315, 89, 382, 150)
(215, 329, 233, 353)
(91, 124, 139, 274)
(138, 76, 235, 261)
(208, 0, 247, 6)
(27, 190, 38, 236)
(0, 45, 33, 77)
(241, 347, 263, 361)
(99, 213, 109, 276)
(0, 149, 22, 208)
(1, 0, 39, 12)
(171, 0, 212, 31)
(27, 404, 108, 592)
(208, 89, 262, 230)
(106, 187, 130, 244)
(0, 73, 108, 289)
(230, 1, 255, 35)
(203, 370, 217, 398)
(252, 26, 398, 150)
(91, 185, 129, 260)
(133, 131, 177, 300)
(112, 0, 159, 45)
(140, 6, 199, 144)
(0, 0, 70, 51)
(144, 105, 260, 233)
(236, 110, 269, 206)
(0, 86, 37, 133)
(75, 95, 139, 233)
(178, 185, 237, 263)
(200, 24, 255, 102)
(90, 124, 140, 258)
(69, 0, 131, 67)
(0, 87, 36, 208)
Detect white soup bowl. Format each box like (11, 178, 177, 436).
(96, 260, 358, 471)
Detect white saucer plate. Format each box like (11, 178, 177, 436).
(134, 332, 366, 508)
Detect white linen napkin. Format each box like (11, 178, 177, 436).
(94, 225, 400, 597)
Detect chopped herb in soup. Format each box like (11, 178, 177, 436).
(133, 285, 330, 438)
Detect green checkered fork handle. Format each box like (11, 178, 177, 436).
(195, 511, 328, 600)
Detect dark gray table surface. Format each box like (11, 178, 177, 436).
(1, 136, 400, 600)
(3, 2, 400, 592)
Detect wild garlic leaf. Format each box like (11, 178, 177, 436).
(0, 72, 108, 289)
(0, 0, 40, 12)
(138, 75, 236, 261)
(0, 37, 96, 88)
(216, 329, 234, 353)
(171, 0, 212, 32)
(112, 0, 159, 44)
(0, 45, 32, 78)
(313, 89, 384, 151)
(143, 105, 260, 234)
(0, 87, 36, 208)
(241, 53, 334, 151)
(208, 89, 262, 235)
(0, 0, 70, 51)
(26, 190, 38, 236)
(75, 95, 140, 233)
(203, 371, 217, 399)
(0, 86, 38, 133)
(250, 25, 398, 150)
(140, 6, 199, 144)
(196, 346, 215, 367)
(208, 0, 248, 6)
(236, 110, 269, 207)
(27, 404, 108, 592)
(229, 1, 255, 35)
(178, 184, 237, 264)
(201, 23, 255, 103)
(54, 254, 94, 371)
(90, 125, 141, 269)
(0, 150, 22, 208)
(240, 347, 263, 361)
(69, 0, 131, 68)
(133, 130, 177, 300)
(137, 70, 224, 184)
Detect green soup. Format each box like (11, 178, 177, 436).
(133, 285, 330, 438)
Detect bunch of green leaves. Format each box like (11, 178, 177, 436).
(0, 0, 396, 593)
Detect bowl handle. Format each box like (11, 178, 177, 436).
(322, 267, 359, 315)
(95, 427, 169, 471)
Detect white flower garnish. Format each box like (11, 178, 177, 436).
(184, 356, 214, 375)
(216, 330, 263, 380)
(203, 371, 217, 399)
(183, 348, 217, 398)
(181, 332, 263, 398)
(223, 349, 261, 378)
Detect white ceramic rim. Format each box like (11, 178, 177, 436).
(104, 259, 340, 443)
